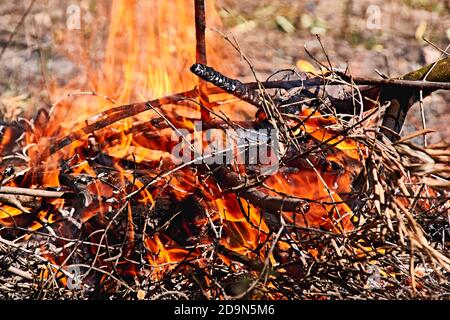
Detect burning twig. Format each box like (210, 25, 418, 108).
(191, 63, 268, 109)
(213, 166, 310, 214)
(194, 0, 211, 122)
(194, 0, 207, 65)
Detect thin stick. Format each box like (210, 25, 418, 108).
(6, 265, 33, 280)
(418, 90, 427, 147)
(194, 0, 211, 122)
(349, 77, 450, 90)
(0, 186, 65, 198)
(244, 76, 450, 91)
(194, 0, 207, 65)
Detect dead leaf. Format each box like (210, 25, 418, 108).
(296, 59, 316, 74)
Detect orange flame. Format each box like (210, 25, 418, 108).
(0, 0, 362, 290)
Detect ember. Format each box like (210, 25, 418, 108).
(0, 0, 449, 300)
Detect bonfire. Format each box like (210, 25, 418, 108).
(0, 0, 449, 300)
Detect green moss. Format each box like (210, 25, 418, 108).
(402, 57, 450, 82)
(402, 0, 444, 12)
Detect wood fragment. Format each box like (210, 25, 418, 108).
(194, 0, 211, 122)
(380, 57, 450, 141)
(214, 165, 310, 213)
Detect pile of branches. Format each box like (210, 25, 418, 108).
(0, 0, 449, 299)
(0, 53, 448, 299)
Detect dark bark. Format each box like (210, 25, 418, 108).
(380, 57, 450, 141)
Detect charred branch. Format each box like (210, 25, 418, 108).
(380, 57, 450, 141)
(191, 63, 268, 109)
(213, 165, 310, 213)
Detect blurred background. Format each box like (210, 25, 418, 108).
(0, 0, 449, 143)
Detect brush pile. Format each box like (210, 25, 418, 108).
(0, 53, 449, 299)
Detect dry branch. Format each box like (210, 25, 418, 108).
(194, 0, 211, 122)
(214, 166, 310, 213)
(380, 57, 450, 141)
(46, 90, 197, 158)
(0, 186, 65, 198)
(191, 63, 267, 109)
